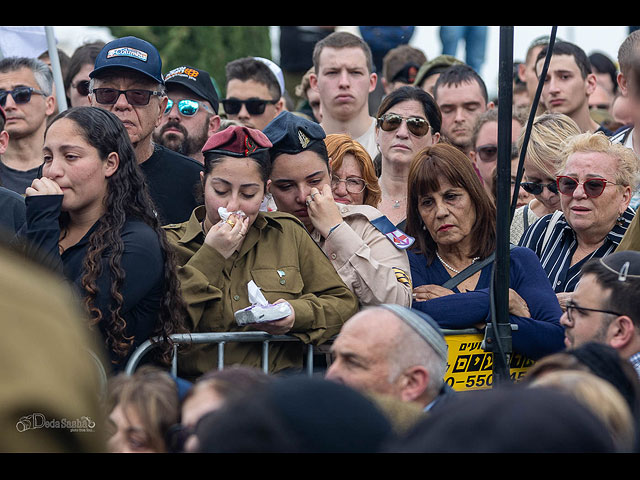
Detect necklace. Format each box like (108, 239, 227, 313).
(436, 251, 480, 274)
(391, 197, 406, 209)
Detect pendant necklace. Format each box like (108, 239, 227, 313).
(436, 251, 480, 274)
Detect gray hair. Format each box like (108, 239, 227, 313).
(0, 57, 54, 96)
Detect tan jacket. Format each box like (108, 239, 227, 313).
(164, 207, 359, 380)
(617, 212, 640, 252)
(310, 203, 412, 307)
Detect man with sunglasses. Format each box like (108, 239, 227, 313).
(561, 251, 640, 379)
(222, 57, 285, 131)
(0, 57, 56, 195)
(89, 36, 203, 225)
(153, 65, 221, 165)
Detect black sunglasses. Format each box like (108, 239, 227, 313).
(377, 113, 430, 137)
(71, 80, 90, 97)
(0, 86, 47, 107)
(91, 87, 164, 106)
(521, 181, 558, 195)
(222, 97, 279, 115)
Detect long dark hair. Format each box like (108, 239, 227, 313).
(405, 143, 496, 264)
(47, 106, 187, 366)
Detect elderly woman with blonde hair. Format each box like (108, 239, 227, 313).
(510, 113, 582, 244)
(520, 131, 638, 307)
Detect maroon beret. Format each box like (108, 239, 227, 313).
(202, 125, 272, 157)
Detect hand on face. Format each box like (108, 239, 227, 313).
(204, 213, 249, 259)
(306, 183, 344, 237)
(25, 176, 63, 197)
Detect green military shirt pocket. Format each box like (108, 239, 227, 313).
(250, 266, 304, 301)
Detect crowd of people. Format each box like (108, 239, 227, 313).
(2, 26, 640, 454)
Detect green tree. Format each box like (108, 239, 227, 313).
(104, 26, 272, 97)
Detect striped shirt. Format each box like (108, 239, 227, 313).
(629, 351, 640, 380)
(518, 207, 635, 292)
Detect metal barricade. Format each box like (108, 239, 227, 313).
(124, 332, 316, 377)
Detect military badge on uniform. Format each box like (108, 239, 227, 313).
(370, 215, 415, 249)
(298, 129, 310, 149)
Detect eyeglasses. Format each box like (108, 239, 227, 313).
(0, 86, 47, 107)
(475, 144, 498, 163)
(71, 80, 90, 97)
(377, 113, 431, 137)
(164, 98, 212, 116)
(521, 181, 558, 195)
(565, 300, 621, 324)
(221, 97, 279, 115)
(90, 88, 164, 106)
(331, 175, 367, 194)
(556, 175, 620, 198)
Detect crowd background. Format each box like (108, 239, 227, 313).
(2, 25, 640, 456)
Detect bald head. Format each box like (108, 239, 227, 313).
(326, 307, 446, 407)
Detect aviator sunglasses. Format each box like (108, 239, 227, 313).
(164, 98, 212, 116)
(556, 175, 620, 198)
(0, 86, 47, 107)
(377, 113, 431, 137)
(221, 97, 278, 115)
(90, 87, 164, 106)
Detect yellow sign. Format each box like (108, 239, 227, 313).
(444, 332, 535, 391)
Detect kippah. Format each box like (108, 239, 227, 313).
(598, 250, 640, 281)
(202, 125, 272, 157)
(263, 111, 326, 156)
(378, 304, 448, 362)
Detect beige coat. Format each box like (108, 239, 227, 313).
(310, 203, 412, 307)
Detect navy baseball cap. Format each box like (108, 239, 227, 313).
(165, 66, 219, 114)
(90, 36, 164, 85)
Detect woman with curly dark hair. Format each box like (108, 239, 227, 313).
(22, 106, 186, 372)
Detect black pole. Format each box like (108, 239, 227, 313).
(486, 26, 514, 386)
(486, 26, 558, 387)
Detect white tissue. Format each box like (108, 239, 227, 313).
(234, 280, 292, 325)
(218, 206, 246, 222)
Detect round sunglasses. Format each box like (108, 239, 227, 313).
(164, 98, 212, 117)
(71, 80, 90, 97)
(556, 175, 621, 198)
(377, 113, 431, 137)
(0, 86, 47, 107)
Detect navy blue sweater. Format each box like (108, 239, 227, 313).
(408, 246, 565, 360)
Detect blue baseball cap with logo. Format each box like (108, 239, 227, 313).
(90, 36, 164, 85)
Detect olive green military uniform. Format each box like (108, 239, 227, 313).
(164, 207, 359, 380)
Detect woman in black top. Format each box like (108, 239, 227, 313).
(22, 106, 186, 372)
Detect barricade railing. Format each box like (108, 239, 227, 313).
(124, 332, 316, 377)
